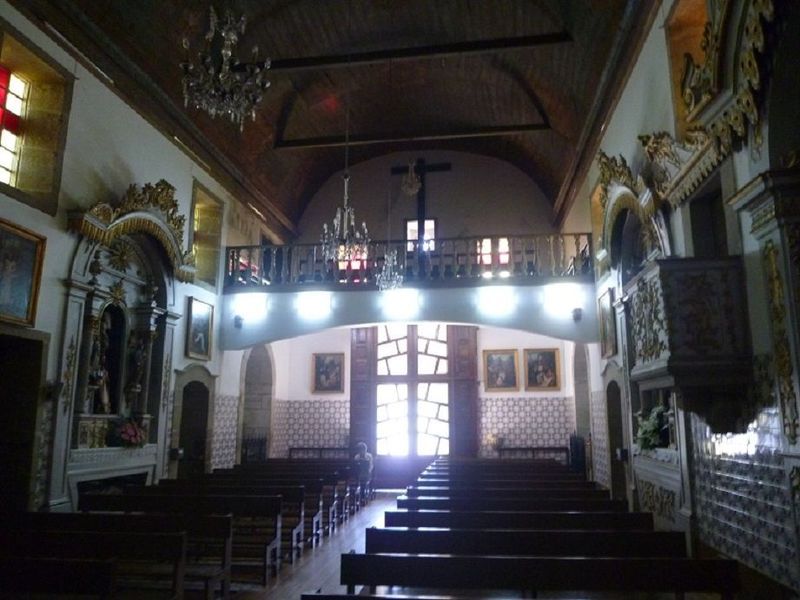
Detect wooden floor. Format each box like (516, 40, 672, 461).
(231, 490, 720, 600)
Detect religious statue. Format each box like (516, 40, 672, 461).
(89, 311, 112, 414)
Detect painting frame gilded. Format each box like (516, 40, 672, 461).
(312, 352, 345, 393)
(598, 287, 617, 359)
(524, 348, 561, 391)
(0, 218, 46, 327)
(482, 349, 519, 392)
(185, 297, 213, 360)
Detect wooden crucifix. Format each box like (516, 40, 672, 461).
(390, 158, 451, 259)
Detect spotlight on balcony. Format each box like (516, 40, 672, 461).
(381, 288, 420, 320)
(543, 283, 585, 319)
(231, 293, 269, 327)
(477, 286, 517, 317)
(295, 291, 332, 320)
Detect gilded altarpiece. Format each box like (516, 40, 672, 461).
(47, 180, 190, 510)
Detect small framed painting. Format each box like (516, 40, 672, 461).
(598, 288, 617, 358)
(524, 348, 561, 391)
(186, 297, 213, 360)
(313, 353, 345, 393)
(483, 349, 519, 392)
(0, 218, 46, 327)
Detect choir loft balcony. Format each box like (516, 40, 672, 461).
(220, 233, 598, 349)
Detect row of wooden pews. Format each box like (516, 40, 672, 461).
(304, 456, 740, 600)
(0, 510, 232, 599)
(1, 451, 376, 598)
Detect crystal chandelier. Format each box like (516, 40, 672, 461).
(180, 7, 271, 131)
(376, 248, 404, 291)
(321, 172, 370, 263)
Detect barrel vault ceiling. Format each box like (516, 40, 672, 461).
(13, 0, 656, 240)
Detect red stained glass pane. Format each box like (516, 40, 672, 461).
(0, 108, 4, 127)
(3, 111, 20, 134)
(0, 87, 6, 106)
(0, 66, 9, 90)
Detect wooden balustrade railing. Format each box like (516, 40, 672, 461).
(224, 233, 592, 290)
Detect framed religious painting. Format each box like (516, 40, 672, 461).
(186, 297, 213, 360)
(0, 218, 46, 327)
(313, 352, 345, 393)
(598, 288, 617, 358)
(524, 348, 561, 391)
(483, 349, 519, 392)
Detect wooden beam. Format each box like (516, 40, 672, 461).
(275, 123, 550, 149)
(270, 32, 572, 72)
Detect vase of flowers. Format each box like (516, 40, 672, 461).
(108, 417, 147, 448)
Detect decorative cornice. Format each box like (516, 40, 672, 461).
(683, 0, 775, 154)
(69, 180, 196, 282)
(597, 151, 636, 209)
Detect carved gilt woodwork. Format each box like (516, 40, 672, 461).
(763, 240, 799, 443)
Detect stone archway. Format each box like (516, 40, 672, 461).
(240, 344, 274, 462)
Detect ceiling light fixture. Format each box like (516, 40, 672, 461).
(320, 85, 369, 264)
(180, 6, 271, 130)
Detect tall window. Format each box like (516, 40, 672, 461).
(406, 219, 436, 252)
(0, 24, 73, 215)
(376, 323, 449, 456)
(0, 66, 26, 186)
(190, 183, 224, 289)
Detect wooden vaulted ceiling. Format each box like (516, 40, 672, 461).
(15, 0, 654, 240)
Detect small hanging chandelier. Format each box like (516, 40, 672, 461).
(376, 247, 404, 291)
(180, 6, 271, 131)
(400, 160, 421, 196)
(321, 172, 370, 263)
(321, 94, 370, 263)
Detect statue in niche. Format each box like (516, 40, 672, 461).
(127, 332, 147, 389)
(89, 311, 113, 414)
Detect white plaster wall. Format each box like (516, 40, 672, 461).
(296, 150, 557, 244)
(270, 327, 352, 401)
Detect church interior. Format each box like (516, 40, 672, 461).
(1, 0, 799, 597)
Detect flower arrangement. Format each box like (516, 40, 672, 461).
(109, 418, 147, 448)
(635, 404, 668, 450)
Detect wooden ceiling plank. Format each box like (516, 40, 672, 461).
(270, 31, 572, 73)
(275, 123, 551, 149)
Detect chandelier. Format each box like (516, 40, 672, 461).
(376, 248, 404, 291)
(180, 7, 271, 131)
(321, 172, 370, 263)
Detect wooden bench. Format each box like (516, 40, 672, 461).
(7, 510, 232, 600)
(405, 485, 609, 499)
(130, 482, 311, 559)
(384, 509, 654, 530)
(0, 556, 116, 598)
(339, 553, 740, 599)
(0, 529, 186, 599)
(396, 495, 626, 512)
(80, 492, 282, 586)
(365, 526, 687, 557)
(289, 446, 350, 459)
(418, 471, 584, 482)
(414, 478, 597, 489)
(204, 474, 340, 534)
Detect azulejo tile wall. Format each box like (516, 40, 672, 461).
(270, 399, 350, 458)
(590, 390, 611, 489)
(478, 397, 576, 457)
(210, 395, 239, 470)
(691, 408, 800, 593)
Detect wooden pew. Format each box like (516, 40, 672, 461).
(208, 473, 345, 531)
(0, 529, 186, 599)
(365, 526, 687, 557)
(129, 482, 311, 560)
(80, 492, 281, 586)
(339, 553, 740, 599)
(0, 556, 117, 598)
(418, 471, 585, 482)
(415, 477, 596, 489)
(6, 511, 232, 600)
(384, 509, 654, 530)
(396, 495, 626, 511)
(405, 485, 609, 499)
